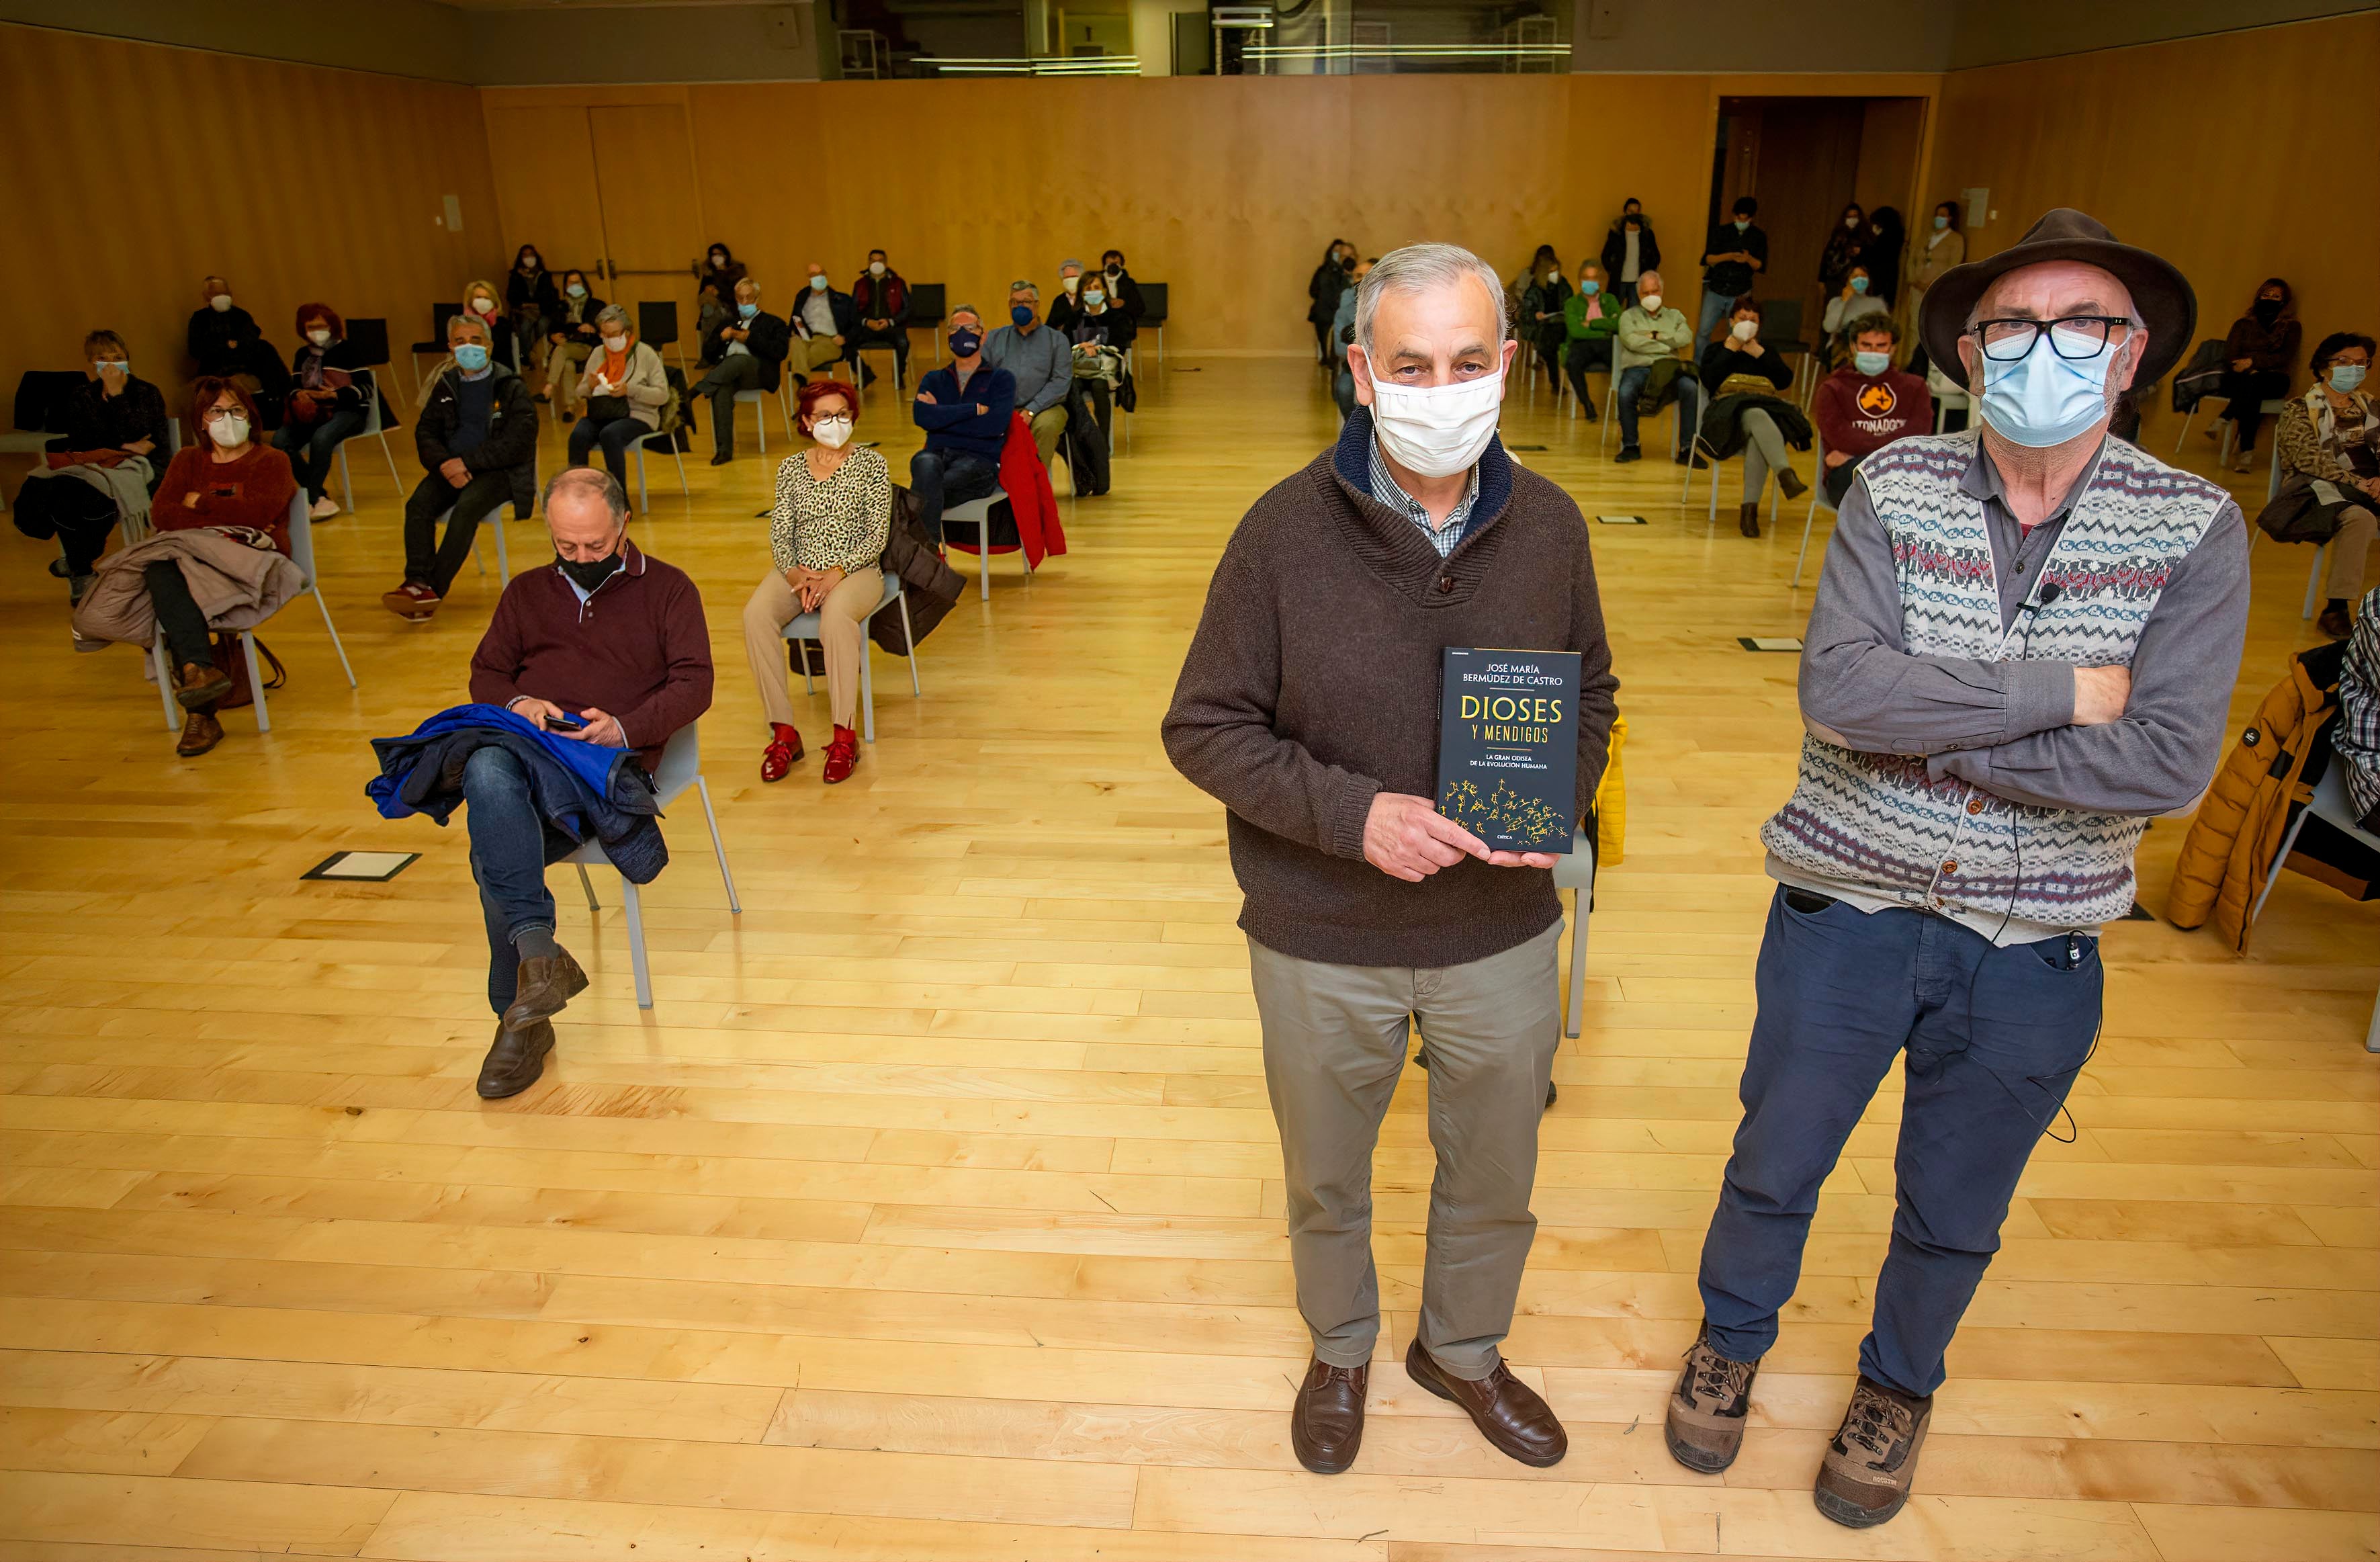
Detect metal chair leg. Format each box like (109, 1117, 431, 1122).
(1564, 886, 1589, 1039)
(899, 593, 921, 695)
(2250, 797, 2317, 924)
(2303, 543, 2327, 620)
(576, 863, 599, 913)
(312, 587, 357, 688)
(621, 875, 652, 1009)
(153, 633, 177, 731)
(240, 630, 271, 732)
(695, 773, 740, 914)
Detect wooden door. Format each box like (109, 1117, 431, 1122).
(485, 104, 608, 285)
(587, 104, 705, 316)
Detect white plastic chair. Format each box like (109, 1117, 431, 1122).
(731, 384, 793, 454)
(2249, 761, 2380, 1053)
(2247, 438, 2330, 621)
(468, 447, 537, 583)
(566, 720, 738, 1010)
(1552, 828, 1596, 1039)
(1792, 431, 1843, 589)
(781, 572, 922, 744)
(335, 378, 408, 515)
(633, 430, 690, 512)
(942, 486, 1032, 601)
(1927, 364, 1970, 433)
(2217, 398, 2290, 473)
(1682, 423, 1781, 530)
(151, 492, 357, 734)
(851, 343, 906, 408)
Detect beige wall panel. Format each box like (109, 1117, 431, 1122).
(483, 103, 607, 288)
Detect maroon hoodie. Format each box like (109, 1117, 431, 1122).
(1813, 365, 1933, 460)
(468, 537, 713, 770)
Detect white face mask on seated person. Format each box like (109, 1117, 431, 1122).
(601, 333, 628, 353)
(209, 294, 232, 312)
(1368, 371, 1504, 480)
(1637, 293, 1662, 314)
(1731, 318, 1757, 341)
(811, 415, 854, 449)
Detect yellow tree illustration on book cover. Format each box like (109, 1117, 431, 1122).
(1438, 776, 1567, 849)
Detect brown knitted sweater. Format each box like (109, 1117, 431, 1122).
(1163, 410, 1619, 968)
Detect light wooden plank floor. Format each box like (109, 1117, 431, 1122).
(2, 357, 2374, 1562)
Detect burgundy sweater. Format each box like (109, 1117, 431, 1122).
(1812, 367, 1933, 460)
(468, 539, 713, 769)
(1163, 411, 1620, 968)
(155, 444, 300, 552)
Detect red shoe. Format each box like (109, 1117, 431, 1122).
(381, 581, 440, 621)
(761, 722, 803, 782)
(822, 724, 860, 785)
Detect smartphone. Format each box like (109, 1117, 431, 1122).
(544, 711, 587, 732)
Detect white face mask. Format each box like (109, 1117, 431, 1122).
(1845, 215, 1860, 228)
(472, 298, 496, 315)
(811, 415, 854, 449)
(308, 328, 333, 347)
(868, 261, 886, 275)
(1976, 326, 2120, 449)
(1546, 271, 1560, 284)
(210, 415, 250, 447)
(208, 294, 232, 312)
(1637, 294, 1662, 314)
(1731, 319, 1757, 341)
(1062, 275, 1079, 294)
(601, 334, 628, 353)
(1367, 370, 1504, 479)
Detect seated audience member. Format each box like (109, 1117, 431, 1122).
(1820, 264, 1890, 365)
(2211, 277, 2301, 471)
(13, 330, 171, 603)
(1699, 298, 1808, 536)
(569, 305, 668, 487)
(743, 379, 891, 787)
(909, 308, 1014, 542)
(1611, 269, 1702, 466)
(1812, 318, 1932, 507)
(271, 303, 382, 521)
(2262, 331, 2378, 640)
(1561, 261, 1620, 418)
(847, 249, 911, 384)
(460, 279, 518, 372)
(384, 312, 537, 621)
(791, 262, 857, 381)
(697, 241, 748, 340)
(1331, 257, 1373, 421)
(1521, 255, 1574, 396)
(2340, 584, 2380, 832)
(505, 245, 560, 394)
(1047, 259, 1088, 332)
(186, 276, 285, 409)
(545, 269, 607, 423)
(456, 466, 713, 1096)
(1099, 250, 1147, 320)
(1063, 283, 1132, 498)
(1600, 200, 1658, 308)
(691, 277, 791, 465)
(72, 379, 300, 757)
(985, 281, 1071, 465)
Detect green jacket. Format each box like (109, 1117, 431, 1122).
(1563, 290, 1624, 342)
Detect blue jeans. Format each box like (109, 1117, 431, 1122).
(1698, 887, 2101, 1397)
(908, 447, 998, 544)
(271, 405, 367, 503)
(464, 746, 575, 1015)
(1696, 286, 1745, 348)
(570, 415, 646, 485)
(1614, 365, 1701, 455)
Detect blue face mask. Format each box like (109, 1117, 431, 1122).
(1853, 350, 1891, 377)
(453, 343, 490, 373)
(949, 329, 982, 357)
(1849, 276, 1870, 294)
(1977, 327, 2117, 449)
(738, 302, 758, 319)
(1011, 304, 1035, 327)
(1934, 214, 1951, 230)
(2329, 363, 2369, 394)
(566, 284, 587, 299)
(1733, 218, 1750, 232)
(808, 275, 828, 292)
(1581, 279, 1599, 296)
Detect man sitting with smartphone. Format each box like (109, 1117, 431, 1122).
(461, 466, 713, 1096)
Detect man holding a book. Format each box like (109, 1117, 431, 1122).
(1163, 243, 1620, 1477)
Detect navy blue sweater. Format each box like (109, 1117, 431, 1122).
(912, 362, 1015, 461)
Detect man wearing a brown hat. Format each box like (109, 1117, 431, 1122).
(1662, 210, 2248, 1526)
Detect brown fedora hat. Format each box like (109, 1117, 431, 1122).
(1919, 207, 2195, 393)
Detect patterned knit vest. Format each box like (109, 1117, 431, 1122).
(1761, 431, 2228, 927)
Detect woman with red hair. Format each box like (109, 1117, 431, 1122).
(740, 378, 890, 785)
(271, 302, 380, 521)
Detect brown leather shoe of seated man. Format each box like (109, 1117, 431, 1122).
(175, 709, 224, 757)
(1814, 1375, 1933, 1528)
(173, 660, 233, 711)
(1289, 1357, 1367, 1474)
(1404, 1338, 1566, 1467)
(477, 1015, 555, 1099)
(501, 947, 588, 1030)
(1666, 1321, 1760, 1472)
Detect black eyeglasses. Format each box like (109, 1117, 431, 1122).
(1972, 316, 2135, 362)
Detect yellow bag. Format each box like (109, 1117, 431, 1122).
(1595, 713, 1627, 865)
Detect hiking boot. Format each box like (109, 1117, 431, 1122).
(1290, 1357, 1367, 1474)
(175, 709, 224, 757)
(1814, 1375, 1933, 1528)
(172, 660, 233, 711)
(1665, 1322, 1759, 1473)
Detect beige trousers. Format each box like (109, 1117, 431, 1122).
(549, 341, 592, 415)
(2323, 505, 2377, 600)
(792, 335, 846, 375)
(1247, 921, 1561, 1379)
(1027, 404, 1068, 464)
(742, 564, 883, 731)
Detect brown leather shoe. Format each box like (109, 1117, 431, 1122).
(1814, 1375, 1933, 1528)
(1666, 1321, 1760, 1472)
(501, 948, 588, 1030)
(175, 709, 224, 757)
(1289, 1357, 1367, 1474)
(2317, 603, 2353, 640)
(173, 660, 233, 711)
(476, 1015, 554, 1098)
(1738, 501, 1762, 538)
(1404, 1337, 1566, 1467)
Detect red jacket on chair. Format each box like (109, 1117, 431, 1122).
(971, 410, 1065, 569)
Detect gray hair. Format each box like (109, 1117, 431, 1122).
(447, 312, 490, 343)
(1008, 279, 1039, 300)
(595, 303, 633, 332)
(1355, 242, 1509, 358)
(543, 466, 629, 525)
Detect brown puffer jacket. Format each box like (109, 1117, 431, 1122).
(2164, 642, 2344, 950)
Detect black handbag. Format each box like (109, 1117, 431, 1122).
(586, 394, 631, 423)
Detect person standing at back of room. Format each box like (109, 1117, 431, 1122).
(1905, 200, 1966, 379)
(1600, 198, 1659, 309)
(1309, 239, 1356, 365)
(1164, 241, 1618, 1479)
(1698, 196, 1767, 345)
(1663, 209, 2248, 1530)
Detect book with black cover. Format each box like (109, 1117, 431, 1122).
(1435, 647, 1581, 855)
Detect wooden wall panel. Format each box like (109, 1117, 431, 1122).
(0, 23, 501, 422)
(1929, 13, 2380, 410)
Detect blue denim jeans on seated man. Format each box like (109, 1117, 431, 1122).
(464, 746, 578, 1015)
(1697, 885, 2101, 1398)
(1614, 366, 1702, 457)
(907, 448, 998, 545)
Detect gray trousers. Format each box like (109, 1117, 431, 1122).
(1248, 922, 1562, 1380)
(1738, 406, 1798, 501)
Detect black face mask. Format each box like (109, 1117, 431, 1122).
(556, 551, 624, 591)
(2252, 298, 2283, 324)
(1341, 257, 1356, 273)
